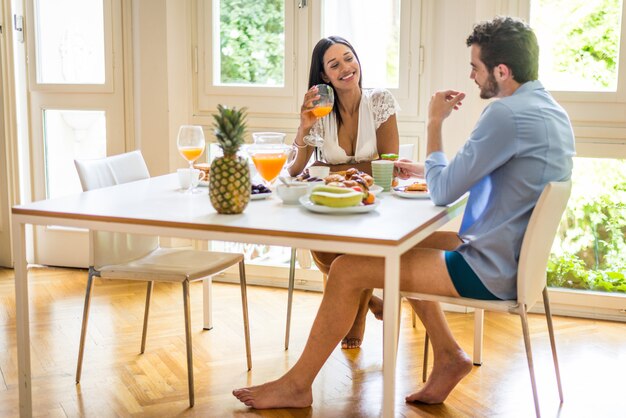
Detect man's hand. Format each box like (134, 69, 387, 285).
(394, 159, 424, 180)
(428, 90, 466, 125)
(427, 90, 466, 156)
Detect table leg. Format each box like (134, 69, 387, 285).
(382, 254, 401, 418)
(12, 220, 32, 417)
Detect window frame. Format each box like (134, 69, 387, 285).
(193, 0, 297, 116)
(193, 0, 422, 119)
(25, 0, 116, 94)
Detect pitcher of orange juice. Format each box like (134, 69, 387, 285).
(248, 132, 295, 187)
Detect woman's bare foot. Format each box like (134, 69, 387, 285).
(341, 308, 367, 349)
(368, 295, 384, 320)
(405, 349, 472, 404)
(233, 376, 313, 409)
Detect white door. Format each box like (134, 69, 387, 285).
(25, 0, 127, 267)
(0, 9, 11, 267)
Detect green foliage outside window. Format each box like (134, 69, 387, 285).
(548, 159, 626, 293)
(532, 0, 622, 90)
(219, 0, 284, 85)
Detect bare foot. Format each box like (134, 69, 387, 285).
(405, 349, 472, 404)
(368, 295, 384, 320)
(233, 376, 312, 409)
(341, 309, 366, 349)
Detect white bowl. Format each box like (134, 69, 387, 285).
(275, 183, 309, 205)
(307, 166, 330, 179)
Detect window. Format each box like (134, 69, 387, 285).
(213, 0, 285, 87)
(322, 0, 401, 89)
(193, 0, 421, 118)
(549, 157, 626, 295)
(530, 0, 623, 92)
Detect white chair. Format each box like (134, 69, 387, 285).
(404, 180, 571, 417)
(74, 150, 251, 407)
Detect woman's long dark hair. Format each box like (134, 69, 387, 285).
(308, 36, 362, 127)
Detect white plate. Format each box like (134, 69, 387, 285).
(250, 192, 272, 200)
(368, 185, 383, 196)
(392, 186, 430, 199)
(299, 196, 380, 214)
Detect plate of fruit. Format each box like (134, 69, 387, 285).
(250, 184, 272, 200)
(299, 185, 379, 214)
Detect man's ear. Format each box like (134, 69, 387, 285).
(494, 64, 512, 81)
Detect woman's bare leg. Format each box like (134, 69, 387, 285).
(233, 245, 461, 409)
(311, 250, 375, 349)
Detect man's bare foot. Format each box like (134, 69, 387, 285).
(233, 376, 313, 409)
(405, 349, 472, 404)
(368, 295, 384, 320)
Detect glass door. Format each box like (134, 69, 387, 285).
(25, 0, 127, 267)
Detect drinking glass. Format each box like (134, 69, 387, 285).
(304, 84, 334, 147)
(177, 125, 206, 193)
(248, 143, 292, 188)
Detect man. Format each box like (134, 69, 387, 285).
(233, 16, 575, 409)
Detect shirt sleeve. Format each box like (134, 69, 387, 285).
(371, 89, 400, 129)
(425, 101, 518, 205)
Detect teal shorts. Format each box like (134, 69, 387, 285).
(444, 251, 501, 300)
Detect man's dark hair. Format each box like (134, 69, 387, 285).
(466, 16, 539, 83)
(308, 36, 362, 126)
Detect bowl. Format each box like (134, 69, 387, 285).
(275, 183, 309, 205)
(307, 166, 330, 179)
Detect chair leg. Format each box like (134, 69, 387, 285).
(285, 248, 296, 350)
(422, 333, 429, 383)
(76, 270, 96, 383)
(238, 261, 252, 371)
(182, 281, 194, 407)
(202, 277, 213, 330)
(520, 304, 541, 418)
(543, 287, 564, 403)
(140, 281, 154, 354)
(473, 308, 484, 366)
(322, 273, 328, 289)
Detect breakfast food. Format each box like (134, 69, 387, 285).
(380, 153, 399, 161)
(294, 168, 325, 183)
(321, 168, 377, 205)
(406, 182, 428, 192)
(309, 185, 363, 208)
(193, 163, 210, 179)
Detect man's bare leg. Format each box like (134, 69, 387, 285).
(405, 300, 472, 404)
(404, 231, 472, 404)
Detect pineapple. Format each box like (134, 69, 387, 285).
(209, 105, 251, 214)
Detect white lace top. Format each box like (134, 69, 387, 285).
(310, 88, 400, 164)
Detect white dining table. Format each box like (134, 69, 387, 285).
(12, 173, 466, 417)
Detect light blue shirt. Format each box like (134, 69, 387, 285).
(425, 80, 575, 299)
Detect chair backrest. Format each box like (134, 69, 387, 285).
(399, 143, 415, 160)
(517, 180, 572, 307)
(74, 151, 158, 269)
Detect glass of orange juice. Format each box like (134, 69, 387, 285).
(177, 125, 206, 193)
(304, 84, 334, 148)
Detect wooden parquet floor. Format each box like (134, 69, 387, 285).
(0, 266, 625, 417)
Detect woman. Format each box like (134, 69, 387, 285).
(288, 36, 400, 349)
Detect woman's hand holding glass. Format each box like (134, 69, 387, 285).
(302, 84, 334, 147)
